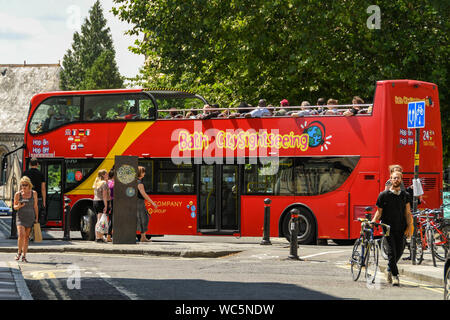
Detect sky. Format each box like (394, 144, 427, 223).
(0, 0, 144, 80)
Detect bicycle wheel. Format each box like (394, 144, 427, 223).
(432, 231, 448, 262)
(380, 236, 389, 260)
(426, 228, 437, 267)
(413, 235, 424, 265)
(365, 241, 379, 283)
(350, 238, 363, 281)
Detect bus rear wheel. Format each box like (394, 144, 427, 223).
(282, 207, 316, 245)
(80, 207, 96, 241)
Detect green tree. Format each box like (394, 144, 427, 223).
(113, 0, 449, 163)
(61, 0, 123, 90)
(83, 50, 123, 90)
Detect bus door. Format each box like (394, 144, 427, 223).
(349, 171, 380, 238)
(198, 164, 240, 233)
(42, 159, 65, 225)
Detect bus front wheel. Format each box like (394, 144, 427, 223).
(282, 207, 316, 245)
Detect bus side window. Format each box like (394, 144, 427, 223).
(29, 97, 81, 134)
(84, 94, 155, 121)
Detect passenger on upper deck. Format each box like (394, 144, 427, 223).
(316, 98, 326, 114)
(343, 96, 369, 116)
(217, 104, 237, 118)
(124, 106, 139, 120)
(197, 104, 220, 120)
(244, 99, 272, 118)
(41, 108, 56, 131)
(49, 107, 70, 128)
(238, 101, 252, 116)
(116, 106, 127, 119)
(210, 104, 222, 118)
(227, 101, 249, 119)
(273, 99, 289, 116)
(165, 108, 182, 119)
(185, 109, 197, 119)
(291, 101, 319, 117)
(323, 99, 342, 115)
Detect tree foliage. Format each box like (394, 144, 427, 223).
(61, 0, 123, 90)
(112, 0, 449, 163)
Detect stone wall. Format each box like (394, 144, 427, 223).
(0, 64, 61, 133)
(0, 63, 61, 202)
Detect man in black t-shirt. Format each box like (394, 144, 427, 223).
(22, 158, 46, 225)
(372, 171, 412, 286)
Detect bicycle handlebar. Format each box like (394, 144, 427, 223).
(412, 208, 441, 220)
(357, 218, 391, 237)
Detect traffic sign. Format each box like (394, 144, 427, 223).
(407, 101, 425, 128)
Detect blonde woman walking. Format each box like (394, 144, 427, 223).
(13, 176, 39, 262)
(93, 169, 111, 242)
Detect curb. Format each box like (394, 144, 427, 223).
(0, 246, 241, 259)
(7, 261, 33, 300)
(378, 263, 444, 287)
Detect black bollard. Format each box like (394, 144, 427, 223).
(63, 197, 71, 241)
(260, 198, 272, 245)
(411, 214, 418, 265)
(288, 208, 302, 260)
(9, 210, 17, 239)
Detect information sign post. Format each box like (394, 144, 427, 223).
(113, 156, 138, 244)
(407, 101, 425, 265)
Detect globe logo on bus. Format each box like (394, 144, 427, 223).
(306, 125, 323, 147)
(299, 120, 332, 152)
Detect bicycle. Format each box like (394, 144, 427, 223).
(350, 210, 390, 283)
(412, 208, 449, 267)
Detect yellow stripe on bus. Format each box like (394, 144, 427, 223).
(67, 122, 154, 195)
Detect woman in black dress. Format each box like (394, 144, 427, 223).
(136, 166, 157, 242)
(13, 176, 39, 262)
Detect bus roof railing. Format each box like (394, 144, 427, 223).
(144, 88, 209, 105)
(156, 104, 374, 114)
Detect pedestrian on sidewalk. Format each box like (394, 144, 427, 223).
(106, 168, 115, 242)
(93, 169, 111, 243)
(22, 158, 46, 226)
(136, 166, 157, 243)
(13, 176, 39, 263)
(371, 171, 413, 286)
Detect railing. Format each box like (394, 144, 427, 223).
(156, 104, 374, 119)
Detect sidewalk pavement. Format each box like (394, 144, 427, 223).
(0, 233, 446, 300)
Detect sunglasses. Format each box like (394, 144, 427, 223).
(21, 184, 30, 187)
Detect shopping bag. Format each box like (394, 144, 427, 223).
(95, 213, 109, 234)
(412, 178, 424, 197)
(33, 222, 42, 242)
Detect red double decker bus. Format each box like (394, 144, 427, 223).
(19, 80, 442, 243)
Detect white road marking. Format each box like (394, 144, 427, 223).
(39, 278, 58, 300)
(91, 267, 140, 300)
(300, 250, 347, 259)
